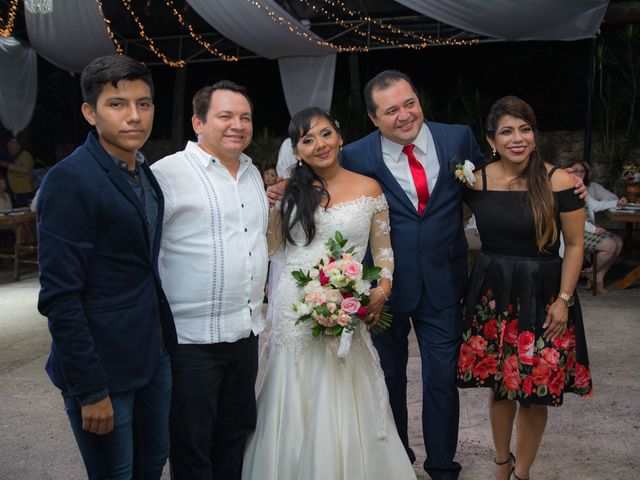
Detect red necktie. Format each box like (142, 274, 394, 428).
(403, 144, 429, 214)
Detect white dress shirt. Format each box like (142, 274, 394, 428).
(152, 141, 269, 344)
(380, 123, 439, 212)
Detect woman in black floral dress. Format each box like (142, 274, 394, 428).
(456, 97, 593, 480)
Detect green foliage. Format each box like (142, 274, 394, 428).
(594, 24, 640, 178)
(292, 269, 313, 289)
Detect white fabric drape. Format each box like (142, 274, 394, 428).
(25, 0, 116, 73)
(278, 55, 336, 116)
(394, 0, 608, 41)
(187, 0, 335, 59)
(0, 37, 37, 136)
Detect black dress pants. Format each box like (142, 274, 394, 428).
(169, 334, 258, 480)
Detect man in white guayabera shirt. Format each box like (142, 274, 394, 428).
(151, 80, 269, 480)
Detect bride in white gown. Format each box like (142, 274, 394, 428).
(242, 108, 416, 480)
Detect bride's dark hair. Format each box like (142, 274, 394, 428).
(281, 107, 341, 246)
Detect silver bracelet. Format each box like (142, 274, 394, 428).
(376, 285, 389, 301)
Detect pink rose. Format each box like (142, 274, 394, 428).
(341, 297, 361, 314)
(325, 289, 343, 304)
(522, 376, 534, 395)
(502, 355, 522, 392)
(504, 320, 519, 345)
(573, 363, 591, 389)
(489, 300, 496, 311)
(483, 319, 498, 340)
(327, 302, 337, 314)
(458, 343, 476, 372)
(540, 347, 560, 367)
(343, 261, 363, 279)
(337, 313, 350, 327)
(304, 292, 326, 305)
(517, 331, 535, 366)
(468, 335, 488, 354)
(472, 353, 498, 380)
(548, 369, 566, 397)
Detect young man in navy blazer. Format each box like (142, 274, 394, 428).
(37, 54, 177, 479)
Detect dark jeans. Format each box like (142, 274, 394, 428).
(64, 352, 172, 480)
(169, 334, 259, 480)
(374, 290, 462, 480)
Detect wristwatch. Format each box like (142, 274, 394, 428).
(558, 291, 575, 307)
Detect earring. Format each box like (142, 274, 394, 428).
(297, 159, 302, 167)
(492, 147, 497, 157)
(532, 144, 536, 152)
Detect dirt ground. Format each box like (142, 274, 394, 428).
(1, 265, 638, 479)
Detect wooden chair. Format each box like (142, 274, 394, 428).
(14, 240, 38, 280)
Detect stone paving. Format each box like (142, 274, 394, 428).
(1, 265, 639, 479)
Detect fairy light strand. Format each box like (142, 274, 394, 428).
(0, 0, 19, 37)
(300, 0, 479, 48)
(165, 0, 237, 61)
(96, 0, 124, 54)
(245, 0, 365, 52)
(121, 0, 186, 68)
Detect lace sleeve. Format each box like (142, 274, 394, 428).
(267, 207, 283, 258)
(369, 197, 394, 283)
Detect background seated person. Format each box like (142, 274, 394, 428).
(0, 138, 34, 208)
(570, 161, 625, 293)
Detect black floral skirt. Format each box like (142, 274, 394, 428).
(456, 252, 594, 406)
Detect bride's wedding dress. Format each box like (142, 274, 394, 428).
(242, 195, 416, 480)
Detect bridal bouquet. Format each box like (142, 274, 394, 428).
(291, 231, 392, 355)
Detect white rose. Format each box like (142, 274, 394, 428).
(293, 302, 312, 316)
(462, 160, 475, 185)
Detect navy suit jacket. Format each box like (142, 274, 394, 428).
(341, 121, 484, 313)
(37, 131, 177, 398)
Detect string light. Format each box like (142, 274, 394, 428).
(298, 0, 479, 48)
(96, 0, 124, 54)
(245, 0, 365, 52)
(0, 0, 19, 37)
(165, 0, 237, 61)
(121, 0, 186, 68)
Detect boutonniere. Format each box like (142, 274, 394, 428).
(454, 160, 476, 186)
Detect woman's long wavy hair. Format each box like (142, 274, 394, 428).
(486, 96, 557, 252)
(281, 107, 341, 246)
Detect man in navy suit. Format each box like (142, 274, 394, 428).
(37, 55, 177, 479)
(341, 70, 484, 480)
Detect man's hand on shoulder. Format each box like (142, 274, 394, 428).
(564, 166, 587, 200)
(267, 177, 286, 207)
(81, 395, 114, 435)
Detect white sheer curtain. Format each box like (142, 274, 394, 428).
(25, 0, 115, 73)
(394, 0, 608, 41)
(278, 55, 336, 116)
(0, 37, 37, 136)
(188, 0, 337, 118)
(187, 0, 335, 58)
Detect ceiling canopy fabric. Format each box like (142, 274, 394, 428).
(0, 37, 37, 136)
(24, 0, 115, 73)
(395, 0, 609, 41)
(187, 0, 336, 59)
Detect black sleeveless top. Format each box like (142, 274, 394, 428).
(463, 166, 584, 258)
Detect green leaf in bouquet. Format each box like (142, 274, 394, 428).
(345, 245, 356, 254)
(326, 325, 343, 336)
(335, 231, 347, 248)
(294, 314, 312, 325)
(362, 264, 382, 282)
(318, 304, 331, 317)
(291, 269, 312, 288)
(311, 324, 324, 337)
